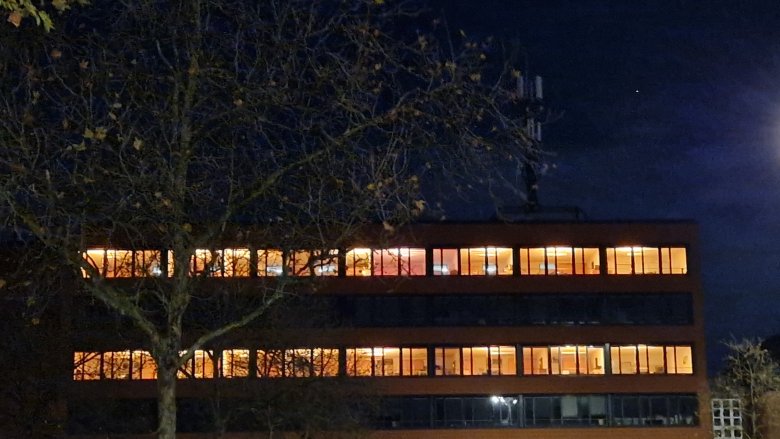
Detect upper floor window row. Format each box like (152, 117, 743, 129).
(73, 343, 694, 381)
(82, 245, 688, 278)
(72, 348, 340, 380)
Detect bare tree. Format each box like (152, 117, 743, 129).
(714, 338, 780, 439)
(0, 0, 539, 437)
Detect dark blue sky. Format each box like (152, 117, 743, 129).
(431, 0, 780, 371)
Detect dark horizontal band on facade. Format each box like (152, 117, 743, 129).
(67, 393, 699, 434)
(73, 292, 694, 329)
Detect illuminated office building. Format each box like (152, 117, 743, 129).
(66, 221, 709, 438)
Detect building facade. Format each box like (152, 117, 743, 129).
(65, 221, 710, 438)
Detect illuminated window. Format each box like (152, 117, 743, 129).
(219, 248, 251, 277)
(606, 246, 687, 275)
(313, 348, 340, 377)
(525, 346, 604, 376)
(103, 351, 131, 379)
(167, 250, 176, 277)
(610, 345, 638, 374)
(285, 348, 314, 377)
(579, 346, 606, 374)
(288, 250, 338, 276)
(639, 345, 666, 374)
(372, 347, 401, 376)
(257, 249, 284, 276)
(662, 247, 688, 274)
(377, 248, 426, 276)
(434, 346, 515, 376)
(346, 347, 425, 376)
(221, 349, 250, 378)
(520, 248, 545, 275)
(346, 248, 372, 276)
(401, 348, 429, 376)
(288, 251, 311, 276)
(131, 350, 157, 380)
(523, 347, 550, 375)
(666, 346, 693, 374)
(82, 249, 162, 278)
(491, 345, 518, 375)
(190, 249, 215, 276)
(345, 248, 426, 276)
(550, 346, 577, 375)
(73, 352, 102, 380)
(432, 247, 512, 276)
(432, 249, 458, 275)
(188, 248, 250, 277)
(520, 247, 599, 275)
(346, 348, 374, 376)
(549, 345, 605, 375)
(610, 344, 693, 374)
(280, 348, 339, 377)
(346, 347, 397, 376)
(434, 347, 461, 375)
(177, 350, 215, 379)
(257, 349, 284, 377)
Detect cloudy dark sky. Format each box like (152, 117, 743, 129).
(431, 0, 780, 371)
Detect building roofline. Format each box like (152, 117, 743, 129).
(410, 218, 699, 226)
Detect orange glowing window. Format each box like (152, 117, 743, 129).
(187, 248, 250, 277)
(520, 247, 599, 275)
(345, 346, 424, 376)
(313, 348, 340, 377)
(82, 249, 162, 278)
(257, 249, 284, 276)
(666, 346, 693, 374)
(221, 349, 250, 378)
(435, 346, 515, 376)
(432, 247, 512, 275)
(177, 350, 215, 379)
(257, 349, 284, 378)
(548, 345, 604, 375)
(401, 348, 428, 376)
(611, 344, 693, 374)
(103, 351, 131, 379)
(345, 248, 372, 276)
(73, 352, 102, 380)
(607, 246, 686, 275)
(346, 348, 374, 376)
(288, 250, 338, 276)
(131, 350, 157, 380)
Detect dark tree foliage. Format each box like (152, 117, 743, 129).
(0, 0, 539, 437)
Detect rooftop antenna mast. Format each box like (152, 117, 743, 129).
(517, 71, 543, 212)
(497, 72, 585, 221)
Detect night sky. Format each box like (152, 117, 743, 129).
(431, 0, 780, 372)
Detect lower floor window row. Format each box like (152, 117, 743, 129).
(73, 344, 694, 381)
(379, 394, 698, 429)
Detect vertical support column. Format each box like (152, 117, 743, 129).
(599, 247, 608, 275)
(338, 248, 346, 278)
(425, 246, 433, 277)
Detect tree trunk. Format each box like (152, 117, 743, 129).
(157, 361, 178, 439)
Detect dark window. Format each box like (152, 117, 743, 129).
(327, 293, 693, 328)
(377, 394, 697, 430)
